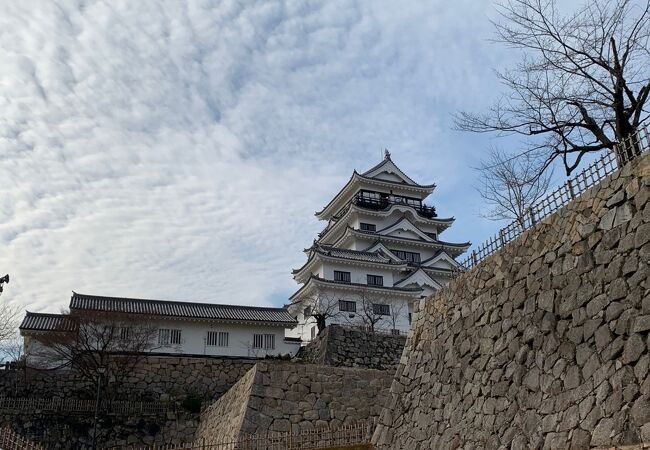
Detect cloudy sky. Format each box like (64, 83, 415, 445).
(1, 0, 546, 313)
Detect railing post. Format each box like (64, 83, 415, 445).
(499, 229, 505, 246)
(472, 250, 477, 267)
(566, 179, 575, 199)
(528, 207, 536, 225)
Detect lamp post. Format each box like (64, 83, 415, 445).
(92, 367, 106, 450)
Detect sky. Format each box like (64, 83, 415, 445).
(0, 0, 547, 314)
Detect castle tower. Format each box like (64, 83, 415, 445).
(288, 151, 470, 341)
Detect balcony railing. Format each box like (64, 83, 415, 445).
(353, 194, 437, 218)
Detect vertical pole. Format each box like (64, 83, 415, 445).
(472, 250, 477, 267)
(566, 179, 575, 199)
(528, 208, 536, 226)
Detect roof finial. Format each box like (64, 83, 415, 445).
(384, 148, 391, 160)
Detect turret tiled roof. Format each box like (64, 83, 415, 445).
(19, 312, 76, 332)
(70, 292, 297, 325)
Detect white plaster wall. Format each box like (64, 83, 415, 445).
(23, 320, 301, 363)
(289, 285, 414, 342)
(320, 261, 398, 286)
(150, 319, 299, 357)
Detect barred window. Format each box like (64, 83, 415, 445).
(334, 271, 351, 283)
(159, 328, 182, 346)
(264, 334, 275, 350)
(373, 303, 390, 316)
(339, 300, 357, 312)
(367, 274, 384, 286)
(117, 326, 131, 340)
(207, 331, 229, 347)
(253, 334, 275, 350)
(360, 222, 376, 232)
(253, 334, 264, 349)
(389, 249, 421, 263)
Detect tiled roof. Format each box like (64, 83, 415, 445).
(69, 293, 297, 325)
(290, 275, 423, 301)
(19, 312, 76, 332)
(315, 245, 396, 264)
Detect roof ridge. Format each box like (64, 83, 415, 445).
(24, 311, 69, 317)
(71, 292, 289, 312)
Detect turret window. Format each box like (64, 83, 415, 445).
(367, 274, 384, 286)
(339, 300, 357, 312)
(390, 249, 421, 263)
(334, 271, 351, 283)
(360, 222, 376, 232)
(373, 304, 391, 315)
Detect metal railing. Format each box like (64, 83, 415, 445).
(0, 397, 167, 416)
(460, 124, 650, 270)
(0, 427, 45, 450)
(353, 194, 437, 218)
(112, 421, 373, 450)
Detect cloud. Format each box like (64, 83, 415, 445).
(0, 0, 508, 313)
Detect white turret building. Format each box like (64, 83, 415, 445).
(288, 151, 470, 341)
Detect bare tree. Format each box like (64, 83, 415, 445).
(387, 300, 408, 334)
(0, 303, 19, 344)
(354, 289, 388, 333)
(292, 292, 342, 336)
(33, 311, 159, 398)
(456, 0, 650, 175)
(0, 274, 18, 344)
(476, 147, 554, 226)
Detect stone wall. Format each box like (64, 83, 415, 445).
(0, 355, 255, 401)
(296, 325, 406, 370)
(195, 361, 393, 443)
(0, 411, 197, 448)
(373, 154, 650, 449)
(194, 365, 257, 444)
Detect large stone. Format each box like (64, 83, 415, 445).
(621, 334, 645, 364)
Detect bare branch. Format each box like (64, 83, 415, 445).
(457, 0, 650, 176)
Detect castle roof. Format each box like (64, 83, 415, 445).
(19, 312, 76, 333)
(289, 275, 423, 302)
(69, 292, 297, 326)
(315, 153, 436, 220)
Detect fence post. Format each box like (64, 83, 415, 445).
(472, 250, 477, 267)
(566, 179, 575, 199)
(528, 208, 536, 225)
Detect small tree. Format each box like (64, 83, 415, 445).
(0, 275, 19, 347)
(33, 311, 159, 398)
(293, 292, 342, 336)
(476, 147, 553, 226)
(354, 289, 388, 333)
(387, 300, 408, 334)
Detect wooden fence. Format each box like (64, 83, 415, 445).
(0, 427, 45, 450)
(0, 397, 166, 415)
(113, 421, 373, 450)
(460, 123, 650, 270)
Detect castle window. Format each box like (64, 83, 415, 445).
(373, 303, 390, 316)
(339, 300, 357, 312)
(158, 329, 182, 346)
(334, 271, 351, 283)
(390, 249, 421, 263)
(360, 222, 376, 232)
(253, 334, 275, 350)
(367, 274, 384, 286)
(207, 331, 229, 347)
